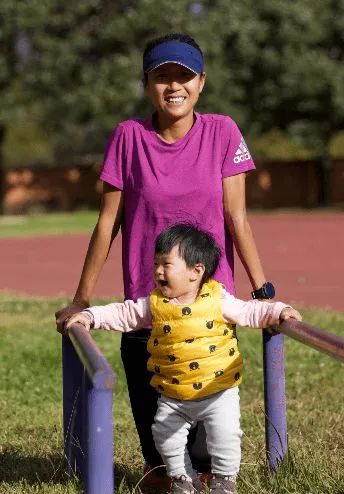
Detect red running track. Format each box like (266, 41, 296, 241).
(0, 212, 343, 311)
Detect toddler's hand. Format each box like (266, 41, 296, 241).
(65, 312, 93, 332)
(279, 307, 302, 322)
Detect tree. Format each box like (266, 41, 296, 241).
(1, 0, 344, 164)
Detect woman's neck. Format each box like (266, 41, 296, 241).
(153, 112, 195, 143)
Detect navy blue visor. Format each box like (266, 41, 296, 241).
(143, 41, 204, 74)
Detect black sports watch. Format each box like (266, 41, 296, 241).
(251, 282, 275, 300)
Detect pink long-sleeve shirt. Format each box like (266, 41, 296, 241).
(85, 288, 289, 333)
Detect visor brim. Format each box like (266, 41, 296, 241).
(146, 60, 200, 75)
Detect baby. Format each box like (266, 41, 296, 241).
(66, 223, 301, 494)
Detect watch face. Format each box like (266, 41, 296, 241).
(264, 282, 275, 299)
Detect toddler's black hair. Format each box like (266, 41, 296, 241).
(155, 223, 221, 283)
(142, 33, 203, 84)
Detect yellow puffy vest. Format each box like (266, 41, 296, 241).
(147, 279, 243, 400)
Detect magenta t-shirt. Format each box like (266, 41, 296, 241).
(100, 112, 255, 300)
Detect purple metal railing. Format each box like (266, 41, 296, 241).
(61, 318, 344, 486)
(62, 323, 116, 494)
(263, 320, 344, 471)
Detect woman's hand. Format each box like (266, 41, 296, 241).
(55, 302, 89, 334)
(65, 311, 93, 332)
(279, 307, 302, 322)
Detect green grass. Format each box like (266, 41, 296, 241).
(1, 210, 341, 239)
(0, 296, 343, 493)
(0, 212, 98, 238)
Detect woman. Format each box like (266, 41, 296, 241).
(56, 33, 270, 488)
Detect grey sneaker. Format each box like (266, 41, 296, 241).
(171, 475, 195, 494)
(209, 475, 237, 494)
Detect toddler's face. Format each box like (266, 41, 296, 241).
(154, 245, 201, 302)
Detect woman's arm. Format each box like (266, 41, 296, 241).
(55, 183, 123, 332)
(73, 183, 123, 305)
(223, 173, 266, 291)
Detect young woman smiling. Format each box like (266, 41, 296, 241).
(56, 33, 268, 489)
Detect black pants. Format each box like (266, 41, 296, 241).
(120, 331, 211, 470)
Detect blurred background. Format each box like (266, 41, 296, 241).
(1, 6, 343, 492)
(0, 0, 343, 214)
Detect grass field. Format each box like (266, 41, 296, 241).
(0, 295, 343, 493)
(0, 212, 98, 238)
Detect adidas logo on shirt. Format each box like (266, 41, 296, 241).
(234, 138, 251, 164)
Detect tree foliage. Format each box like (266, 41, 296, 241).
(1, 0, 344, 163)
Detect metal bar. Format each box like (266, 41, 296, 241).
(62, 336, 85, 476)
(262, 331, 288, 472)
(277, 319, 344, 362)
(68, 323, 116, 390)
(62, 323, 116, 492)
(86, 384, 114, 494)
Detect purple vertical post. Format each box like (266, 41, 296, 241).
(85, 383, 114, 494)
(62, 336, 85, 476)
(262, 330, 287, 472)
(62, 323, 116, 493)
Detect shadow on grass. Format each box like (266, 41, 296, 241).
(0, 449, 75, 485)
(0, 449, 167, 492)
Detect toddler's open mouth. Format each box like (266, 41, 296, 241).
(159, 280, 168, 287)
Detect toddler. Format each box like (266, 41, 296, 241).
(66, 224, 301, 494)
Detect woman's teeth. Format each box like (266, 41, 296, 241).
(165, 97, 185, 104)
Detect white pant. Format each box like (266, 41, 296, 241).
(152, 387, 242, 480)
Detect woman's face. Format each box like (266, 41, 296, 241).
(145, 63, 205, 124)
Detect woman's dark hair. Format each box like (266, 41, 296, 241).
(142, 33, 203, 84)
(155, 223, 221, 283)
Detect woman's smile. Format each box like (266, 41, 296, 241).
(164, 96, 186, 105)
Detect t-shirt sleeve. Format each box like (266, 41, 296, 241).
(221, 117, 255, 178)
(99, 124, 127, 189)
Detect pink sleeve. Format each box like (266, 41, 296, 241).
(84, 297, 152, 332)
(221, 289, 289, 328)
(221, 117, 255, 178)
(99, 124, 126, 189)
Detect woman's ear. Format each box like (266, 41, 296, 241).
(199, 72, 206, 93)
(190, 263, 205, 282)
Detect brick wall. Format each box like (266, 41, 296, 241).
(3, 159, 344, 214)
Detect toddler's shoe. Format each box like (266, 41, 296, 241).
(171, 475, 195, 494)
(209, 474, 237, 494)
